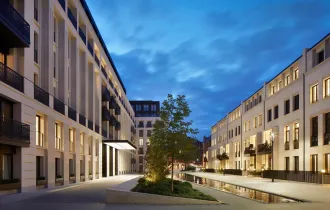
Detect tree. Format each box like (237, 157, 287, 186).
(160, 94, 198, 191)
(177, 137, 199, 170)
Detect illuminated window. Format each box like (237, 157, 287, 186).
(285, 126, 290, 142)
(294, 123, 299, 140)
(293, 68, 299, 80)
(285, 74, 290, 86)
(258, 114, 262, 126)
(139, 138, 143, 146)
(310, 84, 318, 103)
(324, 78, 330, 98)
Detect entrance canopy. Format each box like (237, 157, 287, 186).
(103, 140, 136, 150)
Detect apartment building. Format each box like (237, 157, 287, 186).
(208, 33, 330, 174)
(130, 101, 160, 173)
(0, 0, 135, 195)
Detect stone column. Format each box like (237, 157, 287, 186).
(46, 115, 56, 188)
(63, 123, 69, 185)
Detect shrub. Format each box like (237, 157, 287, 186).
(37, 176, 46, 180)
(0, 178, 20, 184)
(248, 170, 262, 176)
(204, 168, 215, 173)
(56, 175, 62, 179)
(185, 165, 196, 171)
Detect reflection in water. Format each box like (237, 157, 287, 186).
(176, 173, 303, 204)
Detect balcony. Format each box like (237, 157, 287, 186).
(284, 141, 290, 150)
(244, 145, 256, 156)
(88, 120, 93, 131)
(34, 85, 49, 106)
(146, 122, 152, 128)
(138, 123, 144, 128)
(54, 98, 65, 115)
(0, 62, 24, 93)
(216, 152, 229, 160)
(293, 139, 299, 149)
(0, 117, 30, 145)
(257, 142, 272, 155)
(310, 136, 318, 147)
(114, 88, 118, 96)
(102, 106, 111, 121)
(58, 0, 65, 10)
(95, 124, 100, 134)
(79, 27, 86, 44)
(94, 55, 100, 66)
(102, 129, 107, 138)
(324, 133, 330, 145)
(36, 131, 44, 147)
(109, 96, 117, 109)
(115, 106, 121, 115)
(131, 126, 136, 134)
(0, 1, 30, 48)
(138, 148, 144, 154)
(115, 121, 121, 130)
(87, 42, 93, 55)
(102, 86, 111, 101)
(101, 66, 107, 78)
(79, 114, 86, 126)
(67, 8, 77, 29)
(108, 78, 114, 88)
(68, 106, 76, 121)
(109, 115, 116, 126)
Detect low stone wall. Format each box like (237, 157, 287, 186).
(105, 189, 222, 205)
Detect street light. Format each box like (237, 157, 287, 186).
(321, 169, 326, 184)
(270, 132, 276, 182)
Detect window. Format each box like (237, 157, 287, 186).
(80, 133, 84, 154)
(235, 127, 237, 136)
(34, 32, 38, 63)
(325, 112, 330, 136)
(139, 138, 143, 146)
(55, 158, 61, 176)
(324, 78, 330, 98)
(238, 126, 240, 135)
(258, 95, 262, 103)
(310, 84, 318, 103)
(274, 105, 279, 119)
(267, 109, 272, 122)
(285, 74, 290, 86)
(53, 51, 57, 79)
(151, 104, 157, 111)
(34, 73, 39, 85)
(294, 123, 299, 140)
(143, 104, 149, 111)
(293, 94, 299, 111)
(147, 130, 151, 137)
(253, 116, 257, 128)
(271, 85, 275, 95)
(53, 16, 57, 43)
(244, 122, 247, 132)
(139, 130, 143, 137)
(138, 121, 144, 127)
(69, 159, 74, 176)
(69, 129, 74, 152)
(248, 121, 250, 131)
(278, 81, 282, 90)
(284, 99, 290, 115)
(285, 157, 289, 171)
(316, 49, 325, 64)
(36, 115, 43, 147)
(311, 116, 318, 147)
(88, 137, 92, 155)
(294, 156, 299, 172)
(293, 68, 299, 80)
(310, 154, 318, 172)
(258, 114, 262, 126)
(136, 105, 141, 111)
(0, 154, 13, 179)
(55, 123, 61, 150)
(325, 153, 330, 173)
(139, 156, 143, 164)
(34, 0, 38, 21)
(285, 126, 290, 142)
(36, 156, 43, 178)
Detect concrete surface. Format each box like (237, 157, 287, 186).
(186, 172, 330, 203)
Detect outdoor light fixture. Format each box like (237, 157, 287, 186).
(321, 169, 326, 173)
(321, 169, 326, 184)
(103, 140, 136, 150)
(270, 131, 276, 182)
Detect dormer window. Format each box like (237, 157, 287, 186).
(316, 48, 325, 65)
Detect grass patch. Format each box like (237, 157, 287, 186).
(131, 178, 217, 201)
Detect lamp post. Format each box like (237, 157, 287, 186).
(321, 169, 326, 184)
(270, 132, 276, 182)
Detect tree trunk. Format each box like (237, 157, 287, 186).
(171, 153, 174, 192)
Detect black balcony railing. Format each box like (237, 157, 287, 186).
(108, 78, 114, 88)
(87, 42, 93, 55)
(109, 96, 117, 109)
(146, 122, 152, 128)
(79, 27, 86, 43)
(68, 106, 76, 121)
(0, 1, 30, 46)
(109, 115, 116, 126)
(216, 152, 229, 160)
(101, 66, 107, 78)
(224, 169, 242, 176)
(79, 114, 86, 126)
(102, 106, 111, 121)
(293, 139, 299, 149)
(95, 124, 100, 134)
(262, 170, 330, 184)
(88, 120, 93, 131)
(284, 141, 290, 150)
(115, 121, 121, 130)
(102, 86, 111, 101)
(102, 129, 107, 138)
(257, 142, 272, 155)
(310, 136, 318, 147)
(138, 123, 144, 128)
(0, 62, 24, 93)
(324, 133, 330, 145)
(67, 8, 77, 29)
(244, 146, 256, 156)
(34, 85, 49, 106)
(54, 98, 65, 115)
(58, 0, 65, 10)
(94, 55, 100, 66)
(0, 116, 30, 142)
(115, 106, 121, 115)
(114, 88, 118, 96)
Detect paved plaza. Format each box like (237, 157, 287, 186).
(0, 174, 328, 210)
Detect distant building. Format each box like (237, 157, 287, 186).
(203, 136, 211, 168)
(130, 100, 160, 173)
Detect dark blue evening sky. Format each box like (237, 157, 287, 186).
(86, 0, 330, 140)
